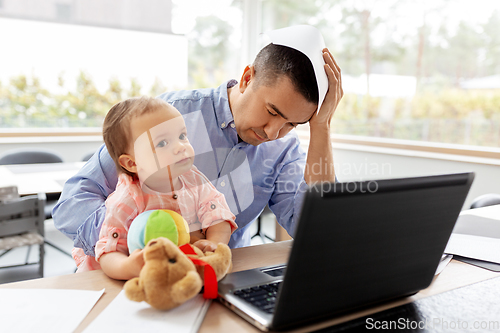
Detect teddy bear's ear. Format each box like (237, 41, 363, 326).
(124, 277, 146, 303)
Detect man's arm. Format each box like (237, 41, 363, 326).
(304, 48, 343, 184)
(52, 144, 118, 256)
(264, 135, 308, 237)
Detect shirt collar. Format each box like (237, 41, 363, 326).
(214, 79, 238, 130)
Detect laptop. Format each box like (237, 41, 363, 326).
(218, 172, 474, 331)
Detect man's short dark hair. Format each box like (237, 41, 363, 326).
(253, 43, 319, 105)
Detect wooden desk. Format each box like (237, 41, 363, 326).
(0, 162, 84, 195)
(0, 241, 498, 332)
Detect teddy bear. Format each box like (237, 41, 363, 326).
(123, 210, 232, 310)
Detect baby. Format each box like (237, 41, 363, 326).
(72, 96, 237, 280)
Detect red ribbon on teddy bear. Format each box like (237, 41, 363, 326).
(179, 243, 218, 299)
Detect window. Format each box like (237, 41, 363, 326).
(259, 0, 500, 148)
(0, 0, 498, 149)
(171, 0, 242, 87)
(0, 0, 241, 128)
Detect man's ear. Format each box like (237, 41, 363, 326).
(239, 65, 255, 93)
(119, 154, 137, 174)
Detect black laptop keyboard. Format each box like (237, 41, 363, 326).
(233, 281, 282, 313)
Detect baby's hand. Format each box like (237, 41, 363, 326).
(190, 229, 206, 244)
(126, 249, 145, 276)
(193, 239, 218, 253)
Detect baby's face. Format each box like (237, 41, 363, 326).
(130, 106, 195, 187)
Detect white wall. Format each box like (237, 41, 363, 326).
(1, 138, 498, 209)
(331, 144, 500, 209)
(0, 137, 103, 162)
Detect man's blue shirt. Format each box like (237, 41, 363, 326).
(53, 80, 309, 256)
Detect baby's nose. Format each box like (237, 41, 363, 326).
(174, 141, 186, 154)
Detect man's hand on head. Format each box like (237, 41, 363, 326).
(304, 48, 341, 184)
(309, 48, 343, 129)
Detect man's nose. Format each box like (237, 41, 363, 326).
(264, 119, 285, 141)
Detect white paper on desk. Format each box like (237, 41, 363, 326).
(453, 205, 500, 238)
(460, 204, 500, 220)
(435, 254, 453, 275)
(84, 290, 211, 333)
(445, 233, 500, 264)
(0, 288, 104, 333)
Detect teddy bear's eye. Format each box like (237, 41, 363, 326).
(169, 258, 176, 264)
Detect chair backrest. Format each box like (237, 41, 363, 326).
(0, 149, 63, 165)
(0, 186, 19, 202)
(82, 151, 95, 162)
(470, 193, 500, 209)
(0, 193, 46, 238)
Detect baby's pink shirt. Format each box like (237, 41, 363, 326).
(72, 165, 236, 272)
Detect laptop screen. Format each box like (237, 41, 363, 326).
(272, 173, 474, 330)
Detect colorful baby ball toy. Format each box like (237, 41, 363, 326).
(127, 209, 190, 253)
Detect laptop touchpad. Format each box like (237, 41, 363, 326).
(261, 265, 286, 277)
(220, 269, 277, 290)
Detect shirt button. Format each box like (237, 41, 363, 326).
(173, 194, 178, 199)
(211, 204, 216, 210)
(220, 181, 226, 187)
(230, 123, 235, 128)
(112, 232, 118, 239)
(221, 122, 226, 128)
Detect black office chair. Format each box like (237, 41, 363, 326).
(0, 148, 72, 258)
(81, 151, 95, 162)
(0, 149, 63, 165)
(470, 193, 500, 209)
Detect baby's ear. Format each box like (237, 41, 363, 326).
(119, 154, 137, 173)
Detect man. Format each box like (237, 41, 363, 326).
(53, 27, 343, 256)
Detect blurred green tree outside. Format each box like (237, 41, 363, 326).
(1, 0, 499, 147)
